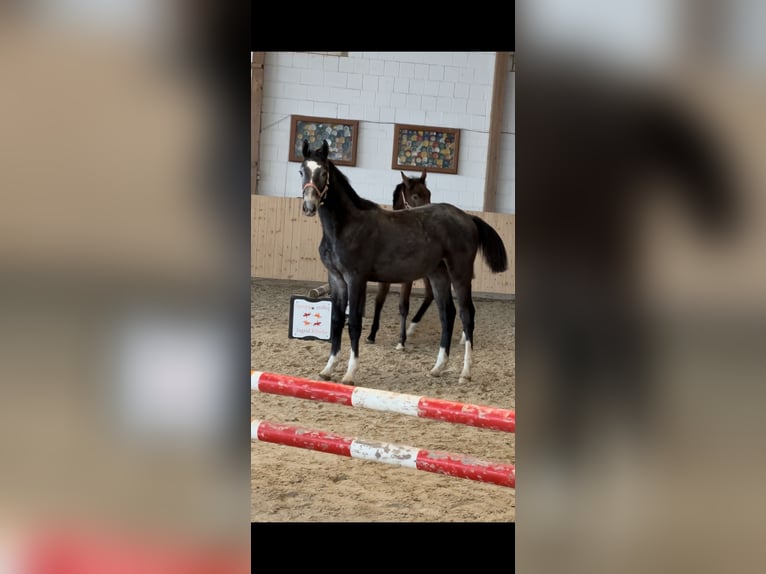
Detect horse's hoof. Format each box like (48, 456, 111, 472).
(428, 369, 443, 378)
(318, 371, 332, 381)
(395, 343, 405, 351)
(365, 338, 375, 344)
(341, 375, 355, 385)
(459, 376, 471, 384)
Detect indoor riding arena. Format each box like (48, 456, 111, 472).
(251, 52, 516, 522)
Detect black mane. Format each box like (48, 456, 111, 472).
(324, 158, 379, 211)
(392, 183, 404, 209)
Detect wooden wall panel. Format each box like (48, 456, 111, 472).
(251, 196, 515, 295)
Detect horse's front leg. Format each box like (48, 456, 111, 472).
(319, 273, 347, 380)
(341, 278, 366, 384)
(396, 281, 413, 351)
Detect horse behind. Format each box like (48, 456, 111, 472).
(300, 139, 508, 385)
(366, 169, 435, 350)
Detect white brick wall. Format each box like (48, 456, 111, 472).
(496, 55, 516, 214)
(496, 134, 516, 214)
(257, 51, 514, 213)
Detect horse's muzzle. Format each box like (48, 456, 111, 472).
(302, 200, 317, 216)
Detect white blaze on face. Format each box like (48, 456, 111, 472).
(304, 160, 320, 178)
(302, 160, 323, 207)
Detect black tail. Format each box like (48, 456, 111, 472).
(472, 216, 508, 273)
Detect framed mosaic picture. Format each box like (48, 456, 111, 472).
(289, 115, 359, 166)
(391, 123, 460, 174)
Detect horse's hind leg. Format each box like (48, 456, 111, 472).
(395, 282, 413, 351)
(366, 282, 390, 344)
(427, 266, 456, 377)
(319, 273, 347, 380)
(451, 278, 476, 383)
(407, 277, 434, 339)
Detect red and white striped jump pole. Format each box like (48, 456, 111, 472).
(251, 371, 515, 433)
(251, 419, 516, 488)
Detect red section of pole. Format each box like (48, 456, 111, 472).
(255, 371, 354, 406)
(415, 450, 516, 488)
(417, 397, 515, 433)
(254, 420, 353, 457)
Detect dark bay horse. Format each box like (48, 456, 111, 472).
(300, 139, 508, 384)
(365, 169, 435, 350)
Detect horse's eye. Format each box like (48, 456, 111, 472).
(299, 169, 303, 177)
(412, 194, 419, 201)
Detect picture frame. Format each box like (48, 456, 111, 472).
(391, 123, 460, 174)
(289, 115, 359, 166)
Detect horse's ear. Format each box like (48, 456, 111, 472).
(319, 140, 329, 161)
(400, 171, 409, 185)
(420, 168, 427, 182)
(302, 139, 310, 158)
